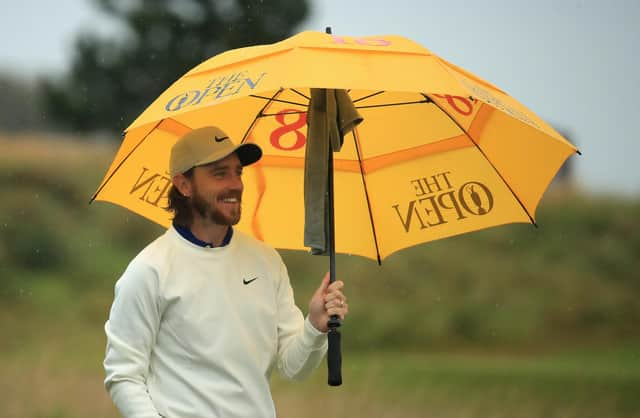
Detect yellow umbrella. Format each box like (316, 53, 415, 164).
(93, 30, 578, 260)
(92, 30, 579, 385)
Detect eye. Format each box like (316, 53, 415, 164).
(211, 170, 226, 179)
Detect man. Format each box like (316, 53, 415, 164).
(104, 126, 349, 418)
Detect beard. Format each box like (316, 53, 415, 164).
(191, 185, 242, 226)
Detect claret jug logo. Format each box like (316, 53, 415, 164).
(165, 70, 267, 112)
(392, 171, 494, 233)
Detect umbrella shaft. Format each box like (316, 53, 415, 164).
(328, 150, 336, 284)
(327, 149, 341, 328)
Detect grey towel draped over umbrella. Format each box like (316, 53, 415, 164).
(304, 89, 363, 255)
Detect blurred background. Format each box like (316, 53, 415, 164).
(0, 1, 638, 417)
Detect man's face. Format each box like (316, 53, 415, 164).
(189, 153, 244, 226)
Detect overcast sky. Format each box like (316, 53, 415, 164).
(1, 0, 638, 196)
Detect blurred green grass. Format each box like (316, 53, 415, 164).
(272, 345, 640, 418)
(1, 132, 639, 417)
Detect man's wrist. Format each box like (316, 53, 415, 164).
(304, 316, 329, 349)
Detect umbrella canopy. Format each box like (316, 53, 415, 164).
(93, 30, 579, 262)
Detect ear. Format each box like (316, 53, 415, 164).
(172, 173, 193, 197)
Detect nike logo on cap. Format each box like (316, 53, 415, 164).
(243, 277, 258, 285)
(214, 136, 228, 142)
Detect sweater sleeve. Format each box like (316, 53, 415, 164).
(104, 259, 163, 418)
(275, 259, 328, 380)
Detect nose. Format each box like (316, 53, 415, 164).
(230, 172, 243, 191)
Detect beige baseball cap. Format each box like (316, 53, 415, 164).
(169, 126, 262, 177)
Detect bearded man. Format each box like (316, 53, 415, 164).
(103, 126, 349, 418)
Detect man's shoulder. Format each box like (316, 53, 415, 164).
(128, 229, 174, 269)
(114, 232, 170, 290)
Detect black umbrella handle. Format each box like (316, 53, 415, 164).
(326, 140, 343, 386)
(327, 325, 342, 386)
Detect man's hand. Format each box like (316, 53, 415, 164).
(308, 272, 349, 333)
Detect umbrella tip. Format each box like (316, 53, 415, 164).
(325, 26, 332, 34)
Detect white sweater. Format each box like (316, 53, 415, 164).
(104, 226, 327, 418)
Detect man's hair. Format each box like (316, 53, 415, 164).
(166, 168, 194, 227)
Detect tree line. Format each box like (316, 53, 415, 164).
(1, 0, 308, 136)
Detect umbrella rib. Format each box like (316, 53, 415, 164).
(355, 99, 431, 110)
(352, 128, 383, 265)
(241, 89, 286, 143)
(290, 88, 310, 101)
(249, 94, 428, 110)
(351, 91, 385, 103)
(261, 110, 306, 117)
(421, 93, 537, 226)
(248, 94, 308, 108)
(89, 120, 164, 204)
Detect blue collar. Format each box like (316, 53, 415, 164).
(173, 222, 233, 248)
